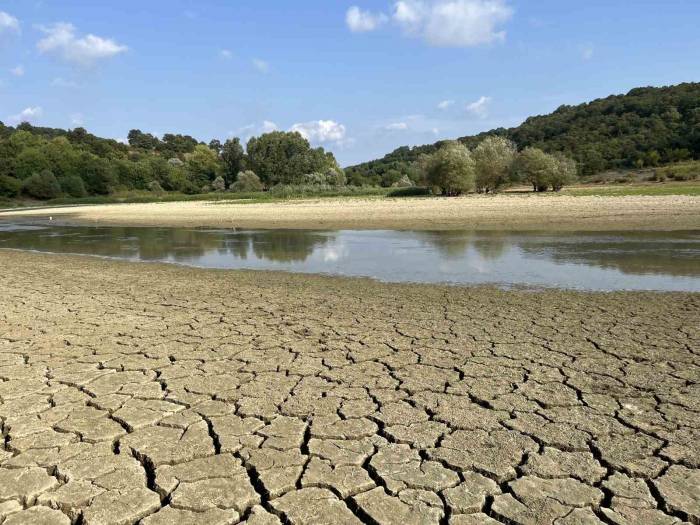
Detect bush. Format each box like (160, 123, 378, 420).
(392, 174, 414, 188)
(425, 142, 475, 196)
(59, 175, 87, 198)
(387, 186, 430, 198)
(325, 167, 347, 186)
(301, 172, 326, 185)
(22, 170, 61, 199)
(0, 175, 22, 198)
(230, 170, 263, 192)
(147, 181, 165, 193)
(212, 175, 226, 192)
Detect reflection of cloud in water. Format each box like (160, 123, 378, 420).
(322, 243, 348, 262)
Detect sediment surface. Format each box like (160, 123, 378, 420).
(3, 193, 700, 230)
(0, 250, 699, 524)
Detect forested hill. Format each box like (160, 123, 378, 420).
(345, 82, 700, 185)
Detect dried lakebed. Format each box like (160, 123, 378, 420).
(0, 251, 699, 524)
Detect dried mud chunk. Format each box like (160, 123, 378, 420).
(504, 413, 590, 451)
(310, 415, 378, 440)
(370, 444, 459, 494)
(140, 506, 240, 525)
(155, 455, 250, 497)
(352, 486, 443, 525)
(242, 505, 283, 525)
(653, 465, 700, 524)
(430, 429, 537, 483)
(384, 421, 449, 448)
(259, 416, 307, 450)
(171, 477, 259, 513)
(301, 457, 375, 498)
(270, 487, 361, 524)
(243, 448, 307, 498)
(0, 467, 59, 505)
(121, 421, 214, 466)
(509, 476, 604, 508)
(449, 514, 501, 524)
(594, 433, 667, 478)
(308, 437, 381, 466)
(2, 506, 71, 525)
(82, 486, 161, 525)
(36, 480, 106, 520)
(209, 414, 265, 453)
(521, 448, 607, 484)
(441, 472, 500, 514)
(375, 401, 430, 426)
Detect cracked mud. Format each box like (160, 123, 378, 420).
(0, 250, 698, 524)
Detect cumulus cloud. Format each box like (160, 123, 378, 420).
(252, 58, 269, 73)
(466, 96, 491, 118)
(393, 0, 512, 47)
(437, 99, 454, 110)
(37, 23, 127, 66)
(0, 11, 20, 34)
(8, 106, 42, 125)
(10, 65, 24, 77)
(290, 120, 346, 144)
(346, 6, 388, 32)
(261, 120, 278, 133)
(385, 122, 409, 130)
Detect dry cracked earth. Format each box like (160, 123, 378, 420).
(0, 250, 698, 525)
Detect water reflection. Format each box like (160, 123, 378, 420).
(0, 222, 698, 291)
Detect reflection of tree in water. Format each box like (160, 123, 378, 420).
(518, 233, 700, 277)
(0, 225, 333, 265)
(416, 231, 509, 260)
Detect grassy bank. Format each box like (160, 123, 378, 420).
(563, 181, 700, 197)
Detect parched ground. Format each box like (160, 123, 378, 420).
(0, 250, 699, 524)
(2, 193, 700, 230)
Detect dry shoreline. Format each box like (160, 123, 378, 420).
(0, 250, 698, 524)
(2, 193, 699, 230)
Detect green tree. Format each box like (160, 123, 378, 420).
(513, 147, 556, 192)
(246, 131, 338, 186)
(0, 175, 22, 198)
(473, 136, 517, 193)
(221, 138, 246, 185)
(58, 175, 87, 197)
(230, 170, 263, 192)
(550, 153, 578, 191)
(22, 170, 61, 199)
(185, 145, 222, 188)
(425, 143, 475, 196)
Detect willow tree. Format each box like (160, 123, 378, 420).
(473, 136, 517, 193)
(425, 142, 475, 196)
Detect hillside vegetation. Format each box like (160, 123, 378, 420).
(346, 82, 700, 185)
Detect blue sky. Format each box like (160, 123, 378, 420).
(1, 1, 698, 166)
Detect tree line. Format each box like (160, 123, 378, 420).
(346, 82, 700, 184)
(0, 123, 343, 200)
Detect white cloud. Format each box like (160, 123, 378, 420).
(466, 96, 491, 118)
(10, 65, 24, 77)
(581, 44, 594, 61)
(252, 58, 269, 73)
(393, 0, 512, 47)
(219, 49, 233, 59)
(51, 77, 79, 88)
(37, 23, 127, 66)
(290, 120, 346, 144)
(385, 122, 409, 130)
(8, 106, 42, 125)
(70, 113, 84, 126)
(437, 99, 454, 110)
(0, 11, 20, 34)
(262, 120, 278, 133)
(346, 6, 388, 32)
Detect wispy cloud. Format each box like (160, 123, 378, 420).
(385, 122, 409, 130)
(581, 44, 594, 61)
(51, 77, 79, 88)
(466, 96, 491, 118)
(8, 106, 42, 125)
(252, 58, 269, 73)
(10, 65, 24, 77)
(0, 11, 20, 34)
(219, 49, 233, 60)
(437, 99, 454, 110)
(37, 22, 127, 66)
(346, 6, 388, 32)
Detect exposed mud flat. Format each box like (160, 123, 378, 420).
(0, 250, 698, 524)
(2, 193, 700, 230)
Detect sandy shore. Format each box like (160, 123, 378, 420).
(0, 250, 698, 524)
(2, 193, 699, 230)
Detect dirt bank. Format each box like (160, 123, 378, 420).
(2, 193, 699, 230)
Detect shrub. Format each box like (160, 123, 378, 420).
(230, 170, 263, 192)
(147, 181, 165, 193)
(325, 167, 347, 186)
(22, 170, 61, 199)
(212, 175, 226, 192)
(59, 175, 87, 198)
(301, 172, 326, 185)
(0, 175, 22, 198)
(425, 142, 475, 196)
(473, 136, 517, 193)
(392, 174, 414, 188)
(387, 186, 430, 198)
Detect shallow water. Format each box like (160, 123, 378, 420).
(0, 221, 698, 291)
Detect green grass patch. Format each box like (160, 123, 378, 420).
(564, 182, 700, 197)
